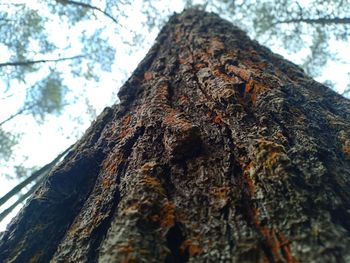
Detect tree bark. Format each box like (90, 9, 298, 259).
(1, 9, 350, 263)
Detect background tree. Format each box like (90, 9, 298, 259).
(1, 0, 350, 227)
(1, 8, 350, 263)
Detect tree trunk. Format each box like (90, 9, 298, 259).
(1, 9, 350, 263)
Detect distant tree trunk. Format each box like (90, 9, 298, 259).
(1, 9, 350, 263)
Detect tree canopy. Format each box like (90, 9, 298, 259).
(1, 0, 350, 225)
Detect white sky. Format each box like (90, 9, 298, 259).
(0, 0, 349, 231)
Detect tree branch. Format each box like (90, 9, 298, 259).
(0, 104, 34, 127)
(0, 175, 44, 223)
(0, 55, 85, 68)
(0, 145, 73, 208)
(273, 17, 350, 26)
(56, 0, 119, 25)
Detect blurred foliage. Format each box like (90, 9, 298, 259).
(25, 69, 67, 121)
(0, 0, 349, 180)
(0, 129, 18, 162)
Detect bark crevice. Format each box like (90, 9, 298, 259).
(165, 223, 189, 263)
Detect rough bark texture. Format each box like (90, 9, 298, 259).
(1, 9, 350, 263)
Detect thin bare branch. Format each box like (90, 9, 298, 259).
(273, 17, 350, 26)
(0, 105, 33, 127)
(0, 145, 73, 208)
(56, 0, 120, 25)
(0, 93, 14, 101)
(0, 55, 85, 68)
(0, 175, 44, 223)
